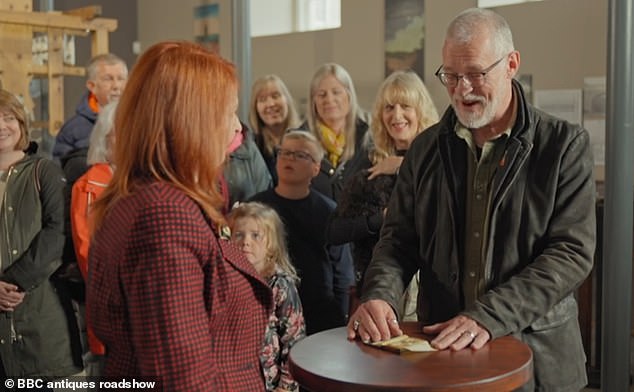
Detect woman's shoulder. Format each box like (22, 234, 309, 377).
(106, 183, 217, 246)
(17, 154, 56, 170)
(119, 183, 206, 219)
(73, 164, 112, 192)
(83, 163, 112, 179)
(356, 109, 371, 127)
(15, 155, 65, 188)
(355, 112, 370, 136)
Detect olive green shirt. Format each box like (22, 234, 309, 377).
(456, 125, 511, 308)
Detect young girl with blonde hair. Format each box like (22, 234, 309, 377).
(228, 202, 306, 392)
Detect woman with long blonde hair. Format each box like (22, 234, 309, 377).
(249, 75, 300, 183)
(327, 71, 439, 316)
(302, 63, 370, 201)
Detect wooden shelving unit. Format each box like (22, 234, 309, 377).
(0, 0, 117, 135)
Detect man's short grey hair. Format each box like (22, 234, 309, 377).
(446, 8, 514, 57)
(86, 53, 128, 81)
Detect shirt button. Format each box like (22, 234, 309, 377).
(473, 232, 480, 238)
(475, 194, 483, 200)
(0, 339, 4, 344)
(11, 249, 17, 255)
(469, 271, 476, 278)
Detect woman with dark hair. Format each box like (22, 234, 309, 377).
(87, 41, 272, 391)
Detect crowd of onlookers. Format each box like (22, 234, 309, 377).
(0, 36, 437, 390)
(0, 7, 597, 392)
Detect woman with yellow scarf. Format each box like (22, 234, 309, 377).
(302, 63, 370, 202)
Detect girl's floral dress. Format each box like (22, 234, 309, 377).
(261, 270, 306, 392)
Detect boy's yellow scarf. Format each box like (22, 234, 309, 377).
(319, 123, 345, 167)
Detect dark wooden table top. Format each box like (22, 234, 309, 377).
(289, 322, 533, 392)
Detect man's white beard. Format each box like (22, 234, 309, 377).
(453, 93, 500, 129)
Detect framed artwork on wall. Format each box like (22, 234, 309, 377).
(385, 0, 425, 78)
(194, 3, 220, 53)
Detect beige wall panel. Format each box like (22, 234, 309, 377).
(138, 0, 608, 122)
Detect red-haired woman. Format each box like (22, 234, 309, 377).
(87, 41, 272, 391)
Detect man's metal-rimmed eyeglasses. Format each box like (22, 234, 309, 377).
(434, 54, 508, 88)
(275, 147, 317, 163)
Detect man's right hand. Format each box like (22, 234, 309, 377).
(346, 299, 403, 342)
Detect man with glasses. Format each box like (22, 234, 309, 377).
(250, 130, 355, 335)
(348, 8, 594, 391)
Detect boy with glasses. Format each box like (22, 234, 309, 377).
(251, 130, 355, 335)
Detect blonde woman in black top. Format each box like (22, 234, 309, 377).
(326, 71, 439, 317)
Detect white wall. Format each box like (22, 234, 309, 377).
(424, 0, 607, 110)
(137, 0, 233, 58)
(251, 0, 384, 114)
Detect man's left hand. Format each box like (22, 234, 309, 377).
(423, 315, 491, 350)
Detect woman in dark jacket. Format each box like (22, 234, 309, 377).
(0, 89, 81, 379)
(302, 63, 371, 201)
(326, 71, 439, 318)
(248, 75, 301, 185)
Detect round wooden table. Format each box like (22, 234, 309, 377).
(289, 322, 533, 391)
